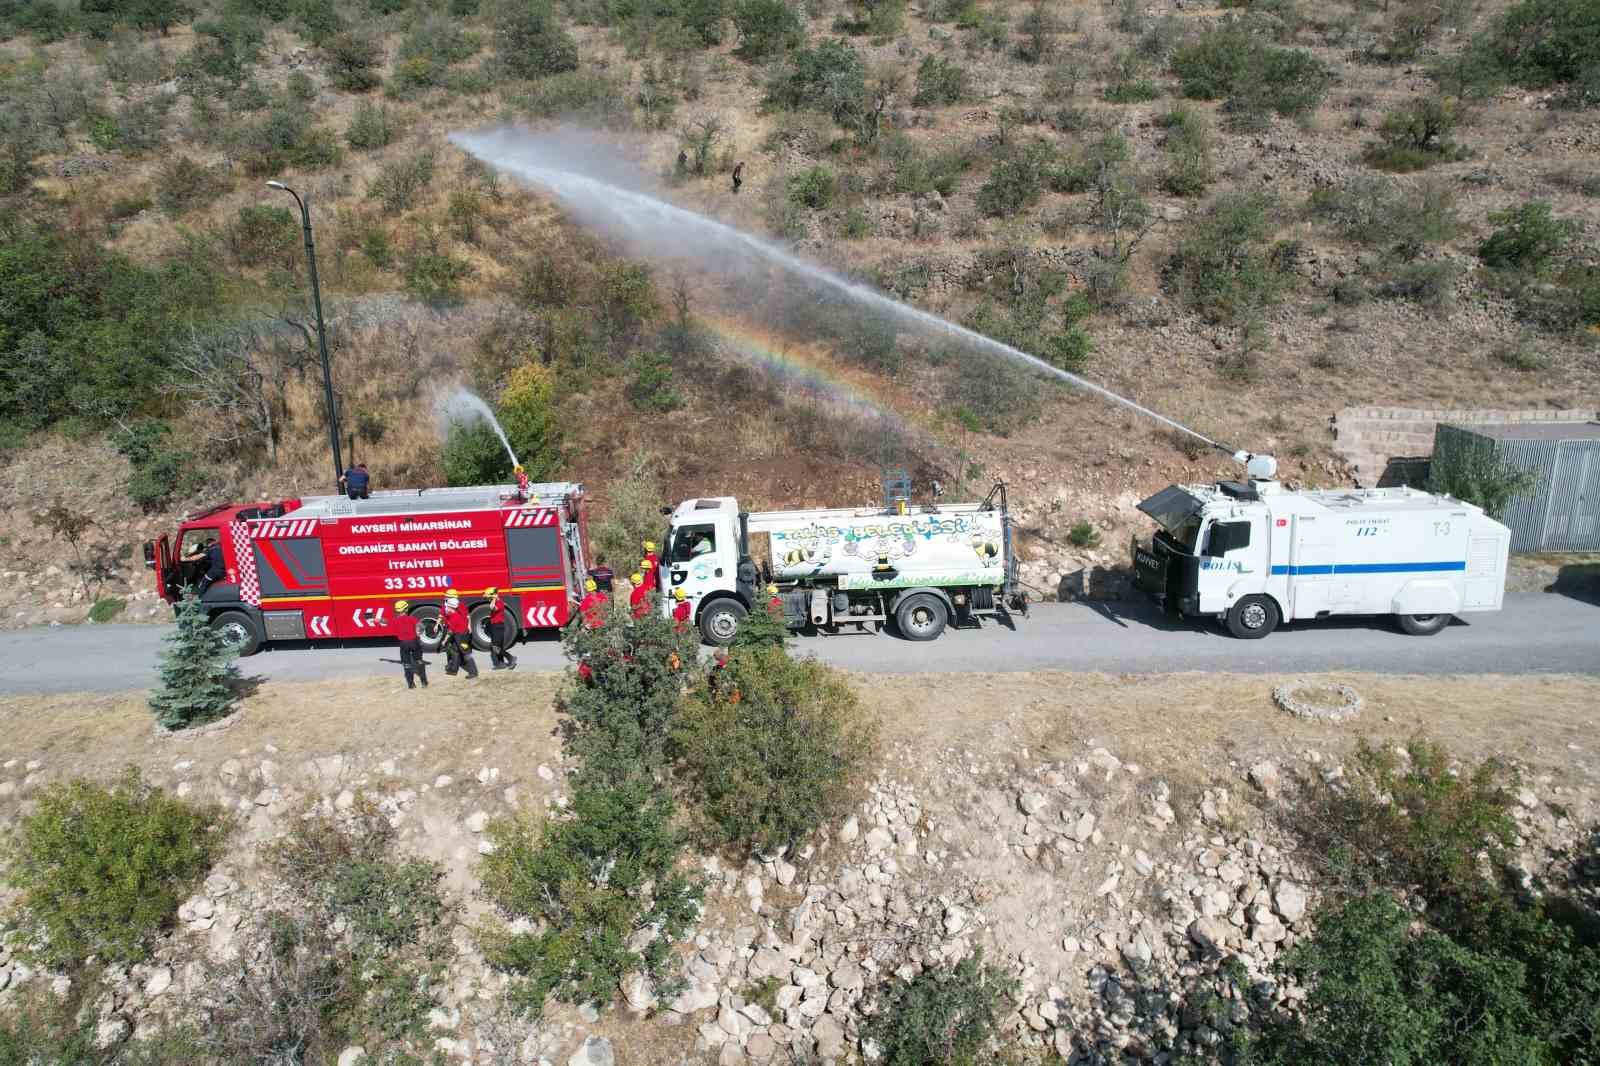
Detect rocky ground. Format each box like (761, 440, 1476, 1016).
(0, 669, 1594, 1063)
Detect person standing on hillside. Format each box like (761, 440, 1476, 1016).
(579, 578, 609, 629)
(442, 591, 477, 678)
(732, 161, 744, 194)
(629, 571, 654, 619)
(486, 588, 517, 671)
(340, 463, 370, 500)
(394, 601, 427, 689)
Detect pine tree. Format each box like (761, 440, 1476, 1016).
(149, 592, 240, 730)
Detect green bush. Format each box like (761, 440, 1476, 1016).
(865, 952, 1019, 1066)
(764, 39, 865, 123)
(87, 596, 126, 622)
(590, 452, 664, 571)
(227, 203, 299, 268)
(1306, 175, 1459, 260)
(117, 420, 202, 512)
(4, 768, 228, 968)
(1477, 200, 1578, 272)
(230, 103, 341, 176)
(1172, 23, 1329, 122)
(625, 350, 682, 411)
(1067, 520, 1101, 548)
(156, 156, 232, 214)
(671, 645, 876, 853)
(150, 591, 243, 730)
(443, 365, 560, 484)
(1373, 260, 1458, 310)
(1478, 0, 1600, 105)
(732, 0, 800, 57)
(940, 353, 1043, 435)
(976, 140, 1055, 217)
(495, 0, 580, 79)
(1364, 95, 1468, 171)
(1430, 438, 1535, 520)
(323, 30, 383, 91)
(1158, 104, 1214, 196)
(369, 149, 436, 212)
(479, 777, 702, 1015)
(1165, 191, 1292, 324)
(346, 100, 401, 149)
(787, 164, 838, 208)
(912, 53, 969, 106)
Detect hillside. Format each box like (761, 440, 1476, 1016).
(2, 0, 1597, 622)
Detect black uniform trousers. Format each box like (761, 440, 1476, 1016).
(399, 638, 427, 688)
(445, 633, 478, 678)
(490, 620, 516, 668)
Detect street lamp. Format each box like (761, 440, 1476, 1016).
(266, 180, 343, 494)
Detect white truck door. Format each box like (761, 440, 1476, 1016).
(1287, 518, 1335, 619)
(1461, 524, 1508, 611)
(1198, 514, 1265, 613)
(667, 515, 737, 611)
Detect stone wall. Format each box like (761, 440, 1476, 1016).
(1333, 406, 1599, 487)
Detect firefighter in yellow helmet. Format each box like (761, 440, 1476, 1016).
(578, 577, 608, 629)
(393, 600, 426, 689)
(671, 585, 692, 632)
(629, 570, 654, 619)
(514, 464, 530, 500)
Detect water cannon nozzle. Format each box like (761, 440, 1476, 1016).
(1232, 450, 1279, 480)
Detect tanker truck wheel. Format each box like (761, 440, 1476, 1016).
(410, 605, 446, 653)
(209, 610, 261, 656)
(699, 599, 747, 646)
(1224, 595, 1279, 639)
(895, 594, 948, 642)
(1396, 612, 1450, 636)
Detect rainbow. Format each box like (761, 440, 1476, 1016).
(697, 314, 914, 431)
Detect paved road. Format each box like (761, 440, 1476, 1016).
(0, 593, 1594, 695)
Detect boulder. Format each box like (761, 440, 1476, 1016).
(1272, 881, 1308, 924)
(569, 1036, 615, 1066)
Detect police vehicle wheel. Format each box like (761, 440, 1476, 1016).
(410, 605, 446, 653)
(699, 599, 747, 646)
(895, 593, 948, 642)
(210, 610, 261, 656)
(1396, 612, 1450, 636)
(1225, 595, 1279, 640)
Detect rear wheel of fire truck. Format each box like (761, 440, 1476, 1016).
(699, 598, 748, 646)
(467, 603, 519, 651)
(895, 593, 948, 642)
(1224, 595, 1279, 640)
(1396, 612, 1451, 636)
(209, 610, 261, 656)
(410, 605, 446, 653)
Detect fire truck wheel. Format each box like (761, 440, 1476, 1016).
(699, 599, 747, 646)
(467, 604, 509, 651)
(1225, 595, 1279, 639)
(410, 605, 446, 653)
(895, 594, 948, 642)
(1396, 612, 1451, 636)
(210, 610, 261, 656)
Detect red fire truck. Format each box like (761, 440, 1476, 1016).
(143, 482, 592, 655)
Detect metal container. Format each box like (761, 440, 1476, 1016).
(1433, 422, 1600, 552)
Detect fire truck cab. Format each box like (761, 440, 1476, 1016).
(145, 482, 591, 655)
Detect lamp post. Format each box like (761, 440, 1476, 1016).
(266, 180, 343, 494)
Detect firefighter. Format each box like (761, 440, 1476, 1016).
(578, 578, 609, 629)
(442, 592, 478, 678)
(486, 587, 517, 671)
(766, 583, 784, 620)
(629, 571, 653, 619)
(514, 464, 531, 500)
(394, 601, 427, 689)
(182, 537, 226, 597)
(589, 556, 615, 593)
(339, 462, 371, 500)
(671, 585, 692, 632)
(642, 540, 660, 574)
(732, 161, 744, 194)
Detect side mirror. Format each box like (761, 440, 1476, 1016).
(143, 540, 156, 569)
(659, 506, 673, 516)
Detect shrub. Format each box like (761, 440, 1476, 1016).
(865, 952, 1019, 1066)
(1479, 0, 1600, 105)
(732, 0, 800, 57)
(1067, 520, 1101, 548)
(1159, 104, 1213, 196)
(765, 39, 864, 121)
(231, 104, 341, 176)
(913, 53, 969, 106)
(1165, 191, 1292, 324)
(369, 149, 436, 212)
(227, 204, 299, 269)
(671, 646, 876, 853)
(1365, 95, 1468, 171)
(345, 100, 401, 149)
(940, 353, 1043, 435)
(4, 768, 227, 968)
(323, 30, 383, 91)
(156, 156, 231, 214)
(150, 591, 243, 729)
(1373, 260, 1457, 310)
(495, 0, 580, 78)
(1306, 175, 1459, 260)
(1172, 23, 1330, 122)
(625, 350, 682, 411)
(1477, 200, 1577, 272)
(591, 452, 665, 570)
(1430, 437, 1535, 520)
(787, 165, 838, 208)
(976, 140, 1055, 217)
(479, 777, 703, 1015)
(87, 596, 125, 622)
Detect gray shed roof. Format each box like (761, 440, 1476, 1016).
(1449, 421, 1600, 442)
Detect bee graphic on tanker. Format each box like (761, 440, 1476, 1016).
(969, 532, 1000, 567)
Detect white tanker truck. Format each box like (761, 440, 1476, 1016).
(662, 482, 1024, 643)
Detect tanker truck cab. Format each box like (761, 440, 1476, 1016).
(664, 496, 753, 643)
(1133, 455, 1511, 639)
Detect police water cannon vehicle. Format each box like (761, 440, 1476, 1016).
(1132, 452, 1511, 638)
